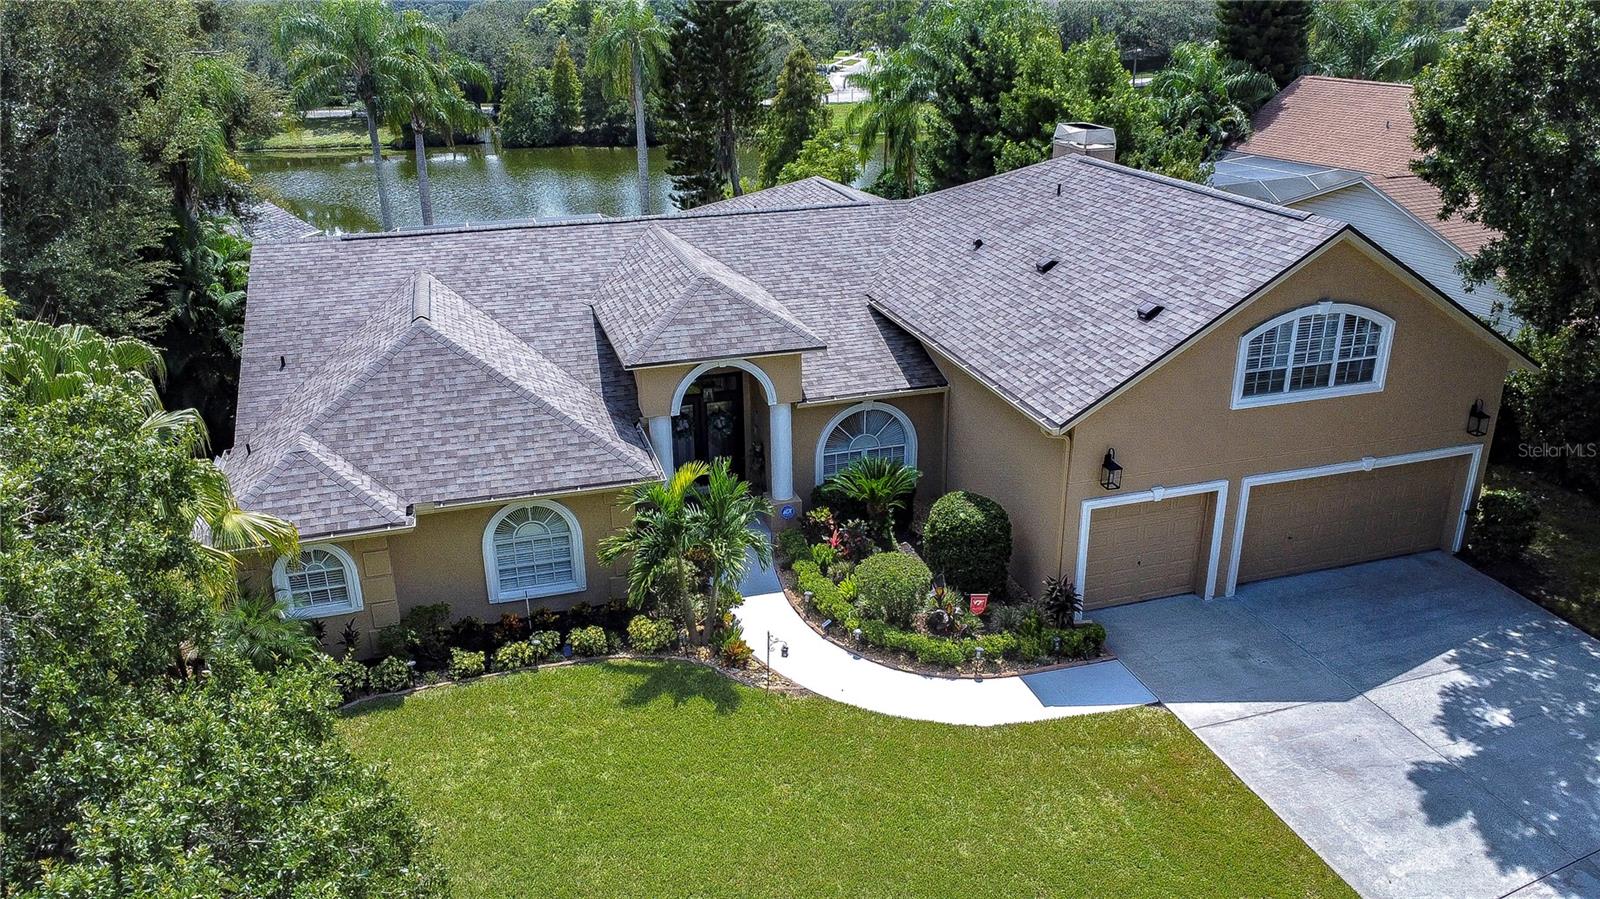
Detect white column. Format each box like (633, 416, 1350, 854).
(648, 415, 674, 480)
(768, 402, 794, 501)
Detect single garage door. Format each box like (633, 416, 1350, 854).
(1237, 456, 1464, 585)
(1084, 492, 1212, 609)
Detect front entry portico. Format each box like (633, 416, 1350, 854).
(646, 358, 795, 502)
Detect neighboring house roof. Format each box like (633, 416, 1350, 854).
(1233, 75, 1496, 256)
(240, 200, 321, 241)
(689, 176, 880, 214)
(868, 156, 1345, 431)
(591, 227, 825, 368)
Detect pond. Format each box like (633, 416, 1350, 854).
(242, 143, 882, 234)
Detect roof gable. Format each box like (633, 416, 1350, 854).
(592, 227, 825, 368)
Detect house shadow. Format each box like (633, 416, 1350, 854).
(607, 659, 743, 715)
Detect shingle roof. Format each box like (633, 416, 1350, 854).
(235, 155, 1363, 539)
(592, 227, 825, 367)
(868, 155, 1345, 430)
(688, 176, 879, 214)
(240, 200, 321, 241)
(1233, 75, 1496, 255)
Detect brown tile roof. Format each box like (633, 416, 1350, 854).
(1234, 75, 1496, 255)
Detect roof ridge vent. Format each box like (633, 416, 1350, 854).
(412, 273, 433, 321)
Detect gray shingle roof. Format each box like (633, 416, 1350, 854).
(868, 155, 1345, 430)
(688, 176, 879, 214)
(591, 227, 825, 367)
(233, 155, 1354, 540)
(240, 200, 321, 241)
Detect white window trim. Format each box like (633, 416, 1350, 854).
(272, 544, 364, 620)
(1230, 301, 1395, 410)
(482, 499, 586, 604)
(812, 400, 919, 486)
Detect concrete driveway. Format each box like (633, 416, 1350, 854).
(1098, 552, 1600, 898)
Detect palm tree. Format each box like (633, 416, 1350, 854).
(383, 49, 491, 226)
(598, 461, 710, 636)
(1309, 0, 1447, 82)
(588, 0, 669, 214)
(279, 0, 447, 230)
(695, 459, 773, 645)
(822, 457, 921, 547)
(847, 47, 930, 198)
(1150, 43, 1277, 159)
(0, 319, 299, 595)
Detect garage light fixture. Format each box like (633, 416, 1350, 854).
(1100, 448, 1123, 491)
(1466, 400, 1491, 438)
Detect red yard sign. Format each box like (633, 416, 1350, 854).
(969, 593, 989, 615)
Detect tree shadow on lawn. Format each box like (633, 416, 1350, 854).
(606, 659, 743, 715)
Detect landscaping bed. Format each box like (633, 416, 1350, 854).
(1473, 464, 1600, 638)
(338, 660, 1352, 898)
(778, 476, 1109, 679)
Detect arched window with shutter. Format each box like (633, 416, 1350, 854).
(483, 501, 586, 602)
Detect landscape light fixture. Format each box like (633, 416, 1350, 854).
(1100, 449, 1123, 491)
(1466, 400, 1491, 437)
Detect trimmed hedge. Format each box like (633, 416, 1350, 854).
(776, 527, 811, 565)
(923, 491, 1013, 595)
(856, 552, 932, 627)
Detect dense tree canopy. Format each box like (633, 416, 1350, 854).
(1413, 0, 1600, 493)
(1215, 0, 1312, 87)
(761, 45, 831, 187)
(660, 0, 767, 206)
(1308, 0, 1447, 82)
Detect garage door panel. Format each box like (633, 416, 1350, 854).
(1085, 493, 1211, 609)
(1238, 458, 1462, 585)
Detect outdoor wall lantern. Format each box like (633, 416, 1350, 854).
(1466, 400, 1492, 438)
(1100, 449, 1123, 491)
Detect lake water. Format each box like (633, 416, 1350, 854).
(242, 144, 880, 234)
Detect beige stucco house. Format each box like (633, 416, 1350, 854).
(225, 152, 1529, 650)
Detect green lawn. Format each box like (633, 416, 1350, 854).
(1484, 464, 1600, 636)
(340, 661, 1350, 898)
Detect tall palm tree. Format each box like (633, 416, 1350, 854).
(0, 319, 299, 595)
(1309, 0, 1447, 82)
(847, 47, 930, 198)
(598, 461, 710, 635)
(695, 459, 773, 645)
(383, 49, 491, 226)
(588, 0, 669, 214)
(279, 0, 446, 231)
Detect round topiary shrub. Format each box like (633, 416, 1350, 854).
(855, 551, 932, 627)
(368, 655, 412, 693)
(922, 491, 1012, 595)
(1469, 488, 1540, 563)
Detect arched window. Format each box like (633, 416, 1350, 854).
(272, 545, 363, 619)
(815, 402, 918, 484)
(483, 501, 585, 603)
(1233, 302, 1394, 408)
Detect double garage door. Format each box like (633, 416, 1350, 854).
(1082, 454, 1469, 610)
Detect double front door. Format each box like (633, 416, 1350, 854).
(672, 372, 745, 479)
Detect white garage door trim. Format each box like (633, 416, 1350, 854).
(1076, 479, 1230, 607)
(1224, 443, 1483, 597)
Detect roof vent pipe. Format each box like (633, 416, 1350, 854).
(972, 238, 984, 250)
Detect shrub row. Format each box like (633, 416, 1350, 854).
(793, 559, 1106, 668)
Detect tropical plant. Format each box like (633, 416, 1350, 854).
(694, 458, 775, 644)
(848, 46, 931, 196)
(217, 591, 318, 671)
(1309, 0, 1448, 82)
(778, 123, 862, 185)
(855, 551, 933, 628)
(1040, 576, 1081, 628)
(1149, 42, 1276, 160)
(382, 45, 490, 226)
(599, 461, 710, 633)
(588, 0, 669, 212)
(280, 0, 450, 230)
(821, 457, 920, 547)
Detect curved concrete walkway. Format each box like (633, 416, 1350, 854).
(732, 584, 1156, 727)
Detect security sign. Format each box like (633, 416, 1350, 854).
(969, 593, 989, 615)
